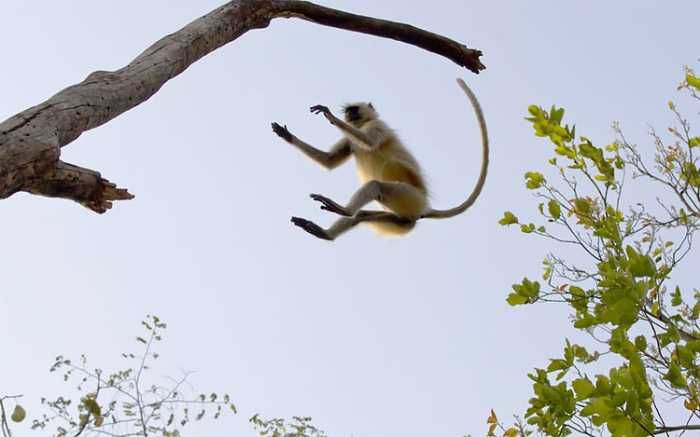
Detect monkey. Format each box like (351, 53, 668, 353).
(270, 78, 488, 241)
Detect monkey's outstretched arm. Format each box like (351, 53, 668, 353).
(310, 105, 383, 150)
(293, 136, 351, 169)
(271, 122, 351, 170)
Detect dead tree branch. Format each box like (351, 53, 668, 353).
(0, 0, 484, 212)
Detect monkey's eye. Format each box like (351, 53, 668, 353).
(344, 106, 358, 113)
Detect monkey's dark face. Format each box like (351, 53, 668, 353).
(343, 102, 378, 126)
(344, 105, 361, 122)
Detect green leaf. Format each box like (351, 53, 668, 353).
(580, 398, 612, 418)
(554, 144, 576, 159)
(499, 211, 519, 225)
(574, 313, 597, 329)
(671, 286, 683, 307)
(604, 297, 639, 327)
(550, 107, 565, 125)
(607, 416, 638, 437)
(572, 378, 595, 399)
(687, 72, 700, 91)
(634, 336, 647, 351)
(507, 293, 528, 306)
(507, 278, 541, 306)
(594, 375, 612, 396)
(605, 142, 619, 152)
(689, 137, 700, 148)
(547, 359, 569, 372)
(520, 223, 536, 233)
(625, 246, 656, 277)
(527, 105, 540, 116)
(664, 362, 687, 389)
(555, 144, 576, 159)
(579, 140, 602, 162)
(573, 198, 592, 216)
(503, 428, 518, 437)
(676, 345, 694, 368)
(547, 200, 561, 219)
(650, 302, 660, 317)
(11, 405, 26, 423)
(569, 286, 588, 312)
(83, 398, 101, 417)
(525, 172, 546, 189)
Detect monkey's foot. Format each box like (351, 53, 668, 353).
(271, 122, 293, 142)
(291, 216, 333, 241)
(310, 193, 351, 216)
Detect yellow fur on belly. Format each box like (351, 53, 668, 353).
(368, 221, 416, 236)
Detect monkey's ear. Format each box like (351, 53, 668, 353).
(368, 102, 375, 110)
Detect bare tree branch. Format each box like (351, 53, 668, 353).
(26, 161, 134, 214)
(0, 0, 484, 212)
(653, 424, 700, 434)
(270, 0, 484, 72)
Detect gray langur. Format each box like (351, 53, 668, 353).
(271, 78, 488, 241)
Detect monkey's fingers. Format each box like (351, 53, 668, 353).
(291, 216, 332, 241)
(310, 105, 330, 115)
(271, 122, 293, 142)
(310, 193, 351, 216)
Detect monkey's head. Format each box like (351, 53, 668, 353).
(343, 102, 377, 126)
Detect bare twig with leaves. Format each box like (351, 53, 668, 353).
(30, 315, 236, 437)
(250, 414, 327, 437)
(0, 395, 25, 437)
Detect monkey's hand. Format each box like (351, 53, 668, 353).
(310, 105, 335, 124)
(271, 122, 294, 143)
(310, 193, 351, 216)
(291, 216, 333, 241)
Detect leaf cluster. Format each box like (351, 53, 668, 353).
(494, 68, 700, 436)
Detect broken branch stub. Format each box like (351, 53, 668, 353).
(0, 0, 484, 213)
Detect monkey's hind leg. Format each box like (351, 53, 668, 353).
(308, 181, 381, 217)
(310, 193, 351, 216)
(291, 210, 413, 241)
(310, 180, 427, 219)
(290, 217, 333, 240)
(327, 211, 414, 239)
(290, 215, 354, 241)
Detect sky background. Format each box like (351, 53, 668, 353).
(1, 1, 698, 436)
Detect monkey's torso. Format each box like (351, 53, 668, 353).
(351, 120, 427, 194)
(348, 119, 429, 225)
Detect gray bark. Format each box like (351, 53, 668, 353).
(0, 0, 484, 213)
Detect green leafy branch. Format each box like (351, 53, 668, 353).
(497, 67, 700, 436)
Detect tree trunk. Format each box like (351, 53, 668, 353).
(0, 0, 484, 213)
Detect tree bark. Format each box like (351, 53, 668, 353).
(0, 0, 484, 213)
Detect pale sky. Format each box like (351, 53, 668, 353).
(1, 1, 698, 436)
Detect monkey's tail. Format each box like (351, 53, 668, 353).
(420, 78, 489, 220)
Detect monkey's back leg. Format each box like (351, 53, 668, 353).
(358, 210, 417, 236)
(292, 210, 413, 240)
(375, 181, 427, 219)
(326, 210, 415, 239)
(311, 180, 427, 219)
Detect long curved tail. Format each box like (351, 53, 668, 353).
(421, 78, 489, 220)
